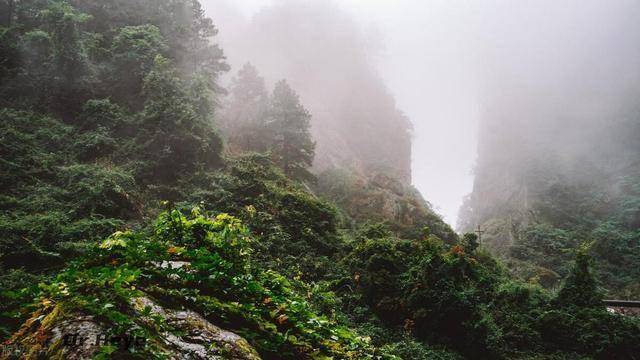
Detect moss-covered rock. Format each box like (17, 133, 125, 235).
(3, 296, 261, 360)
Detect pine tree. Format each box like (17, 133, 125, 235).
(110, 24, 167, 108)
(221, 63, 270, 152)
(267, 79, 315, 181)
(44, 1, 92, 114)
(556, 246, 604, 308)
(138, 55, 222, 184)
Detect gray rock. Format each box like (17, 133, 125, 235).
(132, 296, 261, 360)
(3, 296, 261, 360)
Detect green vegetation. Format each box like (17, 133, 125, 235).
(315, 168, 458, 242)
(221, 65, 315, 181)
(1, 0, 228, 339)
(267, 80, 315, 181)
(13, 208, 384, 359)
(332, 226, 640, 359)
(459, 120, 640, 296)
(1, 0, 639, 359)
(221, 63, 270, 154)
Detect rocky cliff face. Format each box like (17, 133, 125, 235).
(317, 169, 457, 243)
(209, 0, 414, 185)
(458, 104, 640, 293)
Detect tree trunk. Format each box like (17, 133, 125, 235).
(7, 0, 14, 27)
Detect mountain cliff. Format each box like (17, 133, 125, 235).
(458, 85, 640, 295)
(208, 0, 413, 184)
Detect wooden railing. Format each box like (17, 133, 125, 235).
(603, 300, 640, 308)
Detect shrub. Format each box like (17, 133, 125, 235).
(33, 208, 393, 359)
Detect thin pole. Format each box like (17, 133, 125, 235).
(475, 225, 485, 245)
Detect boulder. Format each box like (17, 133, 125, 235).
(2, 296, 261, 360)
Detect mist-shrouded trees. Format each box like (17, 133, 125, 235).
(458, 110, 640, 296)
(454, 0, 640, 298)
(268, 79, 315, 181)
(47, 1, 92, 113)
(221, 62, 270, 152)
(221, 65, 315, 181)
(217, 1, 413, 183)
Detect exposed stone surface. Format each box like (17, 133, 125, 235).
(607, 306, 640, 316)
(132, 296, 261, 360)
(2, 296, 261, 360)
(317, 169, 457, 243)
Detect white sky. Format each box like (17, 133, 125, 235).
(207, 0, 482, 225)
(341, 0, 480, 227)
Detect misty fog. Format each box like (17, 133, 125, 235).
(202, 0, 640, 225)
(4, 0, 640, 355)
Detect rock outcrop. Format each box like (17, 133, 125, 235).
(2, 295, 261, 360)
(316, 169, 457, 243)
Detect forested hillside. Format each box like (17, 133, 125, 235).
(457, 4, 640, 297)
(458, 111, 640, 296)
(1, 0, 639, 359)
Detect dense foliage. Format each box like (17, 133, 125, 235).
(16, 208, 385, 359)
(459, 118, 640, 296)
(2, 0, 640, 359)
(0, 0, 227, 267)
(178, 154, 345, 282)
(1, 0, 228, 338)
(332, 227, 640, 359)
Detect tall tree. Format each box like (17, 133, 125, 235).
(221, 63, 270, 152)
(3, 0, 15, 27)
(556, 247, 604, 309)
(110, 24, 168, 109)
(267, 80, 315, 181)
(42, 1, 92, 115)
(137, 55, 222, 185)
